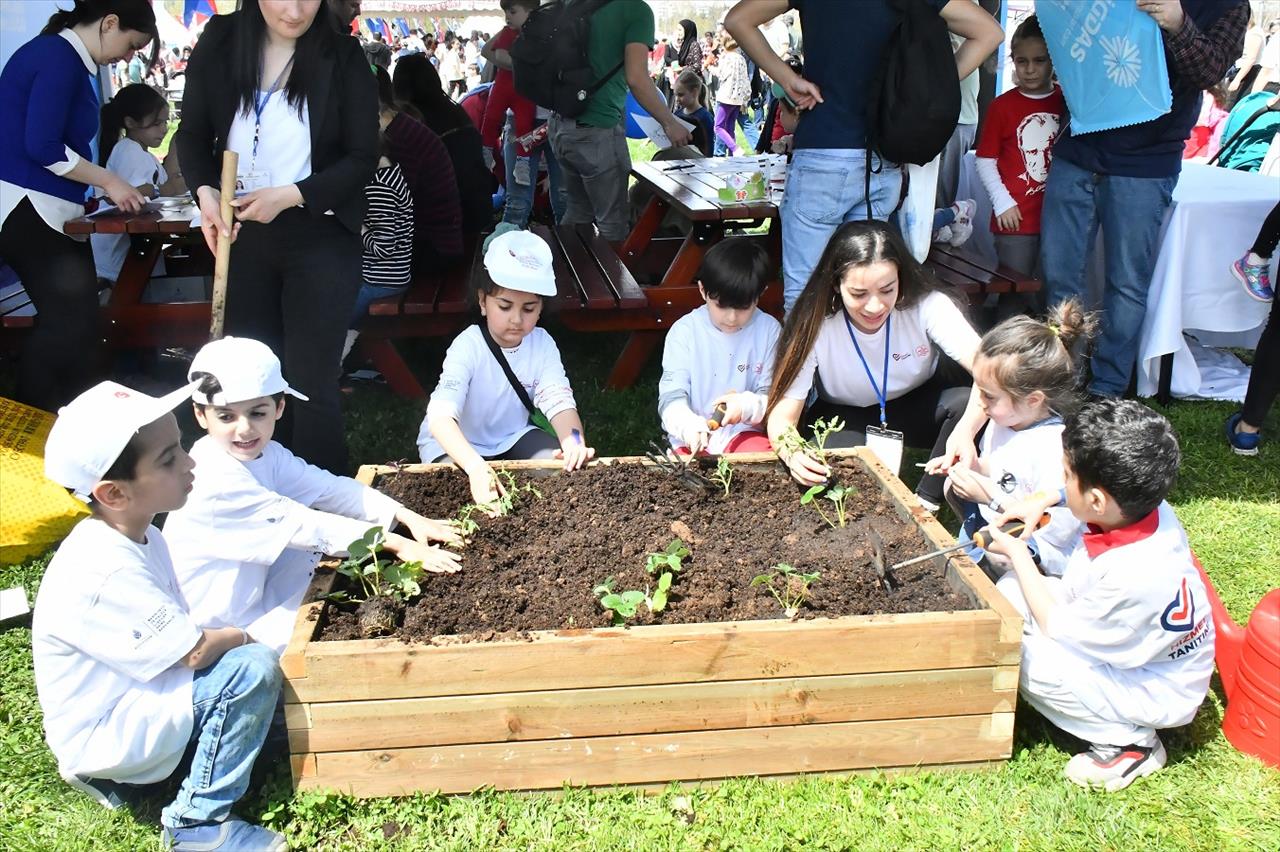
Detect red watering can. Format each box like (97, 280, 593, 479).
(1194, 556, 1280, 768)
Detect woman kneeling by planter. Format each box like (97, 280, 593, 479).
(767, 221, 986, 510)
(417, 230, 596, 509)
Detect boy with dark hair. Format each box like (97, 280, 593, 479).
(988, 399, 1215, 792)
(658, 237, 779, 455)
(36, 381, 287, 851)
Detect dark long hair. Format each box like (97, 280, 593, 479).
(676, 19, 698, 65)
(391, 52, 471, 136)
(42, 0, 159, 67)
(229, 0, 341, 116)
(98, 82, 166, 165)
(767, 221, 943, 418)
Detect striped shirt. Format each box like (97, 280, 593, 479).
(361, 162, 414, 289)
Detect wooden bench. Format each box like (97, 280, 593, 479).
(924, 245, 1043, 305)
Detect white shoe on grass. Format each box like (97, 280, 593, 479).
(1064, 737, 1166, 792)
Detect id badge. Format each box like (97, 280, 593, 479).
(235, 170, 271, 196)
(865, 425, 904, 475)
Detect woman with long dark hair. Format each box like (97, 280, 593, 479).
(668, 18, 702, 99)
(0, 0, 157, 410)
(174, 0, 377, 473)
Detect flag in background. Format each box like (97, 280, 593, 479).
(181, 0, 220, 29)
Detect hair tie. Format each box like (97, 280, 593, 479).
(1047, 321, 1061, 337)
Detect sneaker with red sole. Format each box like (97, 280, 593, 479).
(1064, 737, 1166, 791)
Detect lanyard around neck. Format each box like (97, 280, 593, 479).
(251, 55, 295, 166)
(843, 310, 891, 427)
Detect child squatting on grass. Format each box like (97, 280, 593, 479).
(35, 381, 287, 851)
(932, 300, 1095, 577)
(419, 229, 595, 510)
(164, 337, 460, 657)
(987, 399, 1216, 792)
(658, 237, 780, 455)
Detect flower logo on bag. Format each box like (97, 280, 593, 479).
(1100, 36, 1140, 88)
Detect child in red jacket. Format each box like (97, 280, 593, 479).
(480, 0, 540, 186)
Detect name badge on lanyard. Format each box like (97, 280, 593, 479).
(237, 55, 294, 196)
(844, 310, 905, 475)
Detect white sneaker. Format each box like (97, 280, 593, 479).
(932, 225, 953, 245)
(953, 199, 976, 226)
(1064, 737, 1166, 792)
(948, 199, 977, 247)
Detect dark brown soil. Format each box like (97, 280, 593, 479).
(317, 458, 976, 644)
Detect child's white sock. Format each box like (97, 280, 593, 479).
(342, 329, 359, 364)
(1246, 251, 1269, 267)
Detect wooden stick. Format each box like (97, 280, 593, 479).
(209, 150, 238, 340)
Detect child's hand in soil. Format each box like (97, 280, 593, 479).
(396, 508, 461, 546)
(384, 532, 462, 573)
(555, 436, 595, 471)
(781, 448, 829, 487)
(467, 466, 507, 516)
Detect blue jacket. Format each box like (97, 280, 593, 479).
(0, 33, 98, 204)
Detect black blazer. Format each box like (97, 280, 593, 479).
(174, 13, 377, 235)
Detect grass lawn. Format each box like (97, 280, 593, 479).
(2, 322, 1278, 850)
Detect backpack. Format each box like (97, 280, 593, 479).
(867, 0, 960, 167)
(510, 0, 623, 118)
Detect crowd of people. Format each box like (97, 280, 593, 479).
(0, 0, 1272, 849)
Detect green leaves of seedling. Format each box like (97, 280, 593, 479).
(593, 577, 648, 625)
(645, 539, 690, 575)
(595, 538, 691, 625)
(330, 527, 424, 604)
(710, 457, 734, 497)
(751, 563, 820, 619)
(650, 571, 673, 612)
(801, 482, 854, 528)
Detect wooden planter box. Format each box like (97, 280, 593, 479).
(283, 448, 1022, 797)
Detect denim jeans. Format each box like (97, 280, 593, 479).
(1039, 157, 1177, 396)
(548, 115, 632, 242)
(349, 281, 409, 328)
(781, 148, 903, 312)
(160, 644, 281, 829)
(502, 119, 565, 228)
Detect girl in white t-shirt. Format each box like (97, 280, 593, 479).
(766, 220, 987, 510)
(936, 299, 1096, 576)
(91, 84, 186, 282)
(419, 230, 596, 508)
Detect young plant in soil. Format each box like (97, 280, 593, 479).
(645, 538, 690, 612)
(593, 577, 649, 626)
(709, 456, 734, 497)
(800, 482, 855, 529)
(490, 469, 542, 515)
(751, 563, 821, 619)
(329, 527, 425, 637)
(776, 416, 846, 469)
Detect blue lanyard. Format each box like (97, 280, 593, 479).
(251, 56, 294, 165)
(843, 310, 891, 427)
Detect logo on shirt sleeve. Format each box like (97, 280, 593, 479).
(1160, 578, 1195, 632)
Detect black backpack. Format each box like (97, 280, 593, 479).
(510, 0, 623, 118)
(867, 0, 961, 167)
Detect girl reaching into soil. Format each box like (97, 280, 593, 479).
(765, 220, 988, 511)
(417, 230, 595, 509)
(929, 300, 1095, 577)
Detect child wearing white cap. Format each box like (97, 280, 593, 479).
(164, 337, 461, 657)
(34, 381, 287, 852)
(419, 230, 596, 508)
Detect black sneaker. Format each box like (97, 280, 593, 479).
(65, 773, 133, 810)
(1064, 737, 1166, 791)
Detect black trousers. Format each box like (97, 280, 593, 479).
(805, 372, 972, 504)
(1242, 202, 1280, 427)
(224, 209, 361, 474)
(0, 198, 104, 411)
(1250, 200, 1280, 259)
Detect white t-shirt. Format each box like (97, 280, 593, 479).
(978, 418, 1083, 574)
(91, 137, 168, 281)
(226, 93, 312, 189)
(1048, 503, 1215, 730)
(782, 291, 980, 412)
(165, 437, 401, 654)
(658, 305, 780, 453)
(32, 519, 201, 784)
(418, 325, 577, 462)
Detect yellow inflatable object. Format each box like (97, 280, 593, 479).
(0, 397, 87, 565)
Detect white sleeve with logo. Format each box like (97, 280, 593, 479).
(77, 563, 202, 683)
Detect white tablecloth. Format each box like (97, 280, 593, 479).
(1137, 164, 1277, 398)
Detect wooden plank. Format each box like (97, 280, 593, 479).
(287, 666, 1016, 753)
(573, 224, 647, 309)
(281, 567, 336, 679)
(284, 608, 1014, 703)
(296, 712, 1014, 797)
(549, 225, 616, 310)
(630, 162, 722, 221)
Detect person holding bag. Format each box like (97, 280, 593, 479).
(174, 0, 377, 474)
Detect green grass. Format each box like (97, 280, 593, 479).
(3, 329, 1279, 850)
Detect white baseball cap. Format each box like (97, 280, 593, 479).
(188, 336, 309, 406)
(483, 230, 557, 297)
(45, 380, 200, 502)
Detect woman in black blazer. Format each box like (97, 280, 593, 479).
(175, 0, 376, 473)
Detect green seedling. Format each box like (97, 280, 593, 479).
(645, 538, 691, 575)
(800, 482, 854, 528)
(489, 468, 543, 515)
(809, 416, 845, 462)
(594, 577, 648, 625)
(329, 527, 425, 603)
(453, 503, 483, 540)
(709, 456, 734, 497)
(777, 417, 845, 470)
(751, 563, 820, 619)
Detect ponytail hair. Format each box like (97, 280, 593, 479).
(675, 68, 708, 109)
(98, 83, 166, 165)
(43, 0, 159, 68)
(976, 299, 1098, 416)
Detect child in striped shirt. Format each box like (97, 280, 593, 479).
(345, 134, 415, 360)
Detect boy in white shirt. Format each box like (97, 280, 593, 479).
(987, 399, 1215, 792)
(659, 237, 780, 455)
(35, 381, 286, 852)
(165, 337, 460, 655)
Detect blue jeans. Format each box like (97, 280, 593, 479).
(160, 644, 281, 829)
(781, 148, 903, 312)
(1039, 157, 1177, 396)
(502, 118, 565, 228)
(349, 280, 408, 327)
